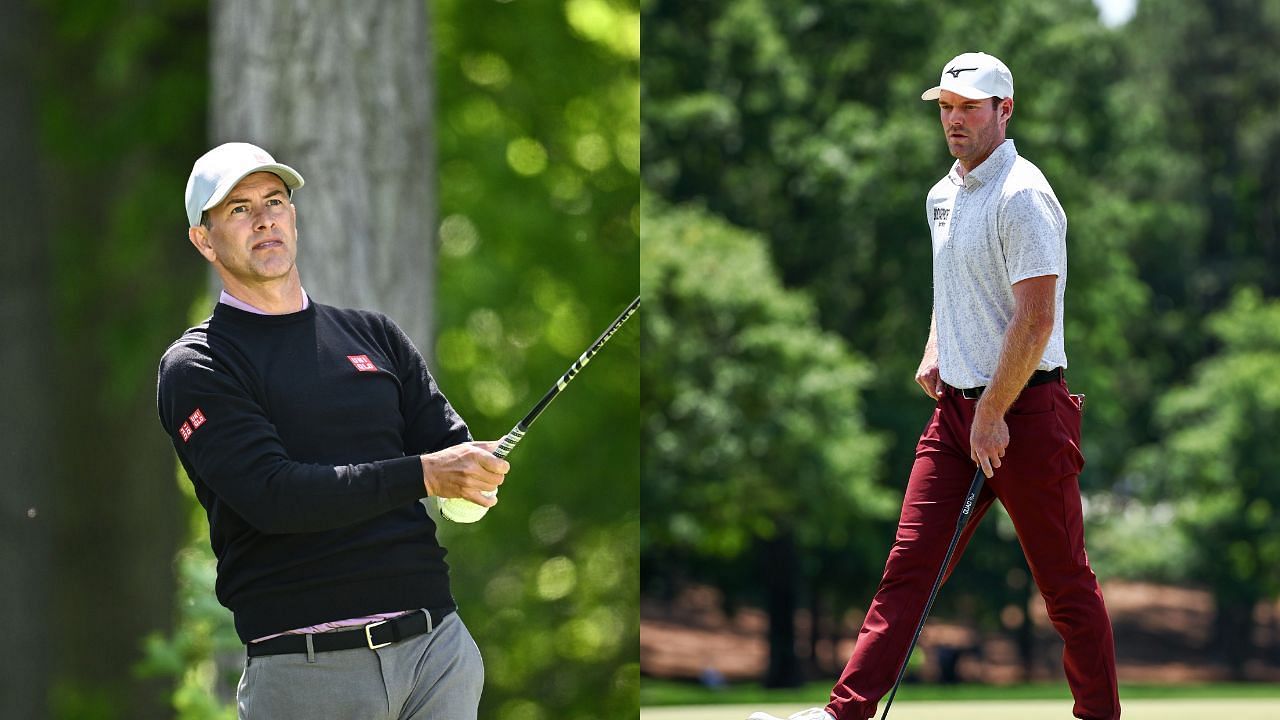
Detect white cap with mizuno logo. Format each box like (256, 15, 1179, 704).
(184, 142, 305, 227)
(921, 52, 1014, 101)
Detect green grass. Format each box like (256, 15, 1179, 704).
(640, 678, 1280, 707)
(641, 698, 1280, 720)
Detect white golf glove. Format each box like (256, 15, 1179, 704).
(747, 709, 835, 720)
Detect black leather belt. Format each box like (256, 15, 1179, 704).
(957, 367, 1062, 400)
(247, 606, 455, 657)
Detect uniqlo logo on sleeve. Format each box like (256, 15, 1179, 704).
(347, 354, 378, 373)
(179, 408, 206, 442)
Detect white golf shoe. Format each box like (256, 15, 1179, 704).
(746, 709, 835, 720)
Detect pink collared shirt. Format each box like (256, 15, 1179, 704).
(219, 288, 414, 643)
(218, 288, 311, 314)
(252, 610, 416, 643)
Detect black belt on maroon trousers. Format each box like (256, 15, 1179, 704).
(956, 367, 1062, 400)
(247, 606, 455, 657)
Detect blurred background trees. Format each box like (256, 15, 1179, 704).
(16, 1, 209, 717)
(431, 0, 639, 717)
(641, 194, 894, 686)
(642, 0, 1280, 686)
(1127, 288, 1280, 678)
(1, 1, 57, 716)
(3, 0, 638, 718)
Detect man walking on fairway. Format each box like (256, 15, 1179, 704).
(749, 52, 1120, 720)
(158, 142, 507, 719)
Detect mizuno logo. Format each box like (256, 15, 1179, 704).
(945, 66, 978, 78)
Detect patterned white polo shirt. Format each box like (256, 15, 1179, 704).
(926, 139, 1068, 389)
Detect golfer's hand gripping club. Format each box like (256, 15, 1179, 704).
(421, 440, 508, 518)
(437, 428, 523, 523)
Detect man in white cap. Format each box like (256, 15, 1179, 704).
(158, 142, 508, 719)
(748, 52, 1119, 720)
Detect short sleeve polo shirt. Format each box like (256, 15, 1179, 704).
(925, 139, 1068, 389)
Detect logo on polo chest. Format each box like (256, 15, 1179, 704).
(934, 207, 951, 228)
(347, 354, 379, 373)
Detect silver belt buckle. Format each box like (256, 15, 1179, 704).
(365, 619, 391, 650)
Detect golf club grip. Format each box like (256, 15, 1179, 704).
(469, 426, 525, 502)
(955, 467, 986, 531)
(491, 425, 526, 460)
(880, 467, 986, 720)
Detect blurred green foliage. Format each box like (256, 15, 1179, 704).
(433, 0, 639, 717)
(640, 193, 894, 685)
(640, 193, 892, 565)
(28, 0, 209, 717)
(36, 0, 209, 403)
(1124, 288, 1280, 674)
(642, 0, 1280, 682)
(135, 452, 240, 720)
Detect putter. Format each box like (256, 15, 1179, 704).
(438, 296, 640, 523)
(880, 466, 986, 719)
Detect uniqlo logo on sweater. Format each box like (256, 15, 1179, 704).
(179, 408, 206, 442)
(348, 354, 378, 373)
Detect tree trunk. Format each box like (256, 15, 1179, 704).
(1214, 594, 1257, 680)
(763, 531, 803, 688)
(205, 0, 438, 694)
(1018, 577, 1036, 681)
(807, 584, 822, 678)
(0, 2, 53, 716)
(1271, 601, 1280, 666)
(14, 3, 200, 716)
(211, 0, 437, 348)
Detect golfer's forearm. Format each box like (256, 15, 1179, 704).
(977, 305, 1052, 418)
(213, 455, 426, 534)
(924, 311, 939, 361)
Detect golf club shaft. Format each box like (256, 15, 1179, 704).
(494, 294, 641, 459)
(438, 296, 639, 522)
(880, 467, 986, 720)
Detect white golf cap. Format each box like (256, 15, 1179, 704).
(921, 52, 1014, 101)
(184, 142, 305, 227)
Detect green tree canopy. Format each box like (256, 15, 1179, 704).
(1126, 287, 1280, 677)
(432, 0, 641, 716)
(641, 194, 891, 557)
(641, 193, 893, 683)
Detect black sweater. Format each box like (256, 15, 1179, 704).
(156, 301, 469, 643)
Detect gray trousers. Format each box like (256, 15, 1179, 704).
(237, 611, 484, 720)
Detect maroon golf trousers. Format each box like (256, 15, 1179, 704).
(826, 376, 1120, 720)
